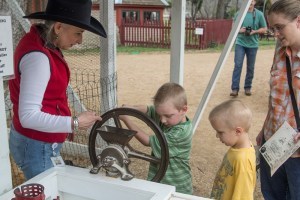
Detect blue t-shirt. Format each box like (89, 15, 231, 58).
(234, 8, 267, 48)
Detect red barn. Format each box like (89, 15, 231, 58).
(114, 0, 169, 27)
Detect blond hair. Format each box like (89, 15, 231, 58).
(153, 82, 187, 110)
(209, 100, 252, 132)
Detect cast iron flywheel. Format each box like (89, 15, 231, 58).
(88, 107, 169, 182)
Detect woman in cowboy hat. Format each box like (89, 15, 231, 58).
(8, 0, 106, 180)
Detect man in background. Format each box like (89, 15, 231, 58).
(230, 0, 267, 97)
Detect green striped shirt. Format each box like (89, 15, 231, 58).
(147, 106, 193, 194)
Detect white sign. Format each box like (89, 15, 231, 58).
(259, 121, 300, 176)
(0, 16, 14, 78)
(195, 28, 203, 35)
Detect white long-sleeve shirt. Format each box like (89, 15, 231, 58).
(18, 52, 72, 133)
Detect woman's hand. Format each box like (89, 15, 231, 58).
(77, 111, 102, 130)
(294, 132, 300, 143)
(293, 73, 300, 89)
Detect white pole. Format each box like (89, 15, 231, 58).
(0, 77, 12, 194)
(170, 0, 186, 85)
(99, 0, 117, 113)
(5, 0, 30, 33)
(192, 0, 252, 134)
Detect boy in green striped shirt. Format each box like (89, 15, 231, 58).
(120, 82, 193, 194)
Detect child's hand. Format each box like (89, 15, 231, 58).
(119, 114, 129, 122)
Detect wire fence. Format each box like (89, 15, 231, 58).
(3, 0, 117, 186)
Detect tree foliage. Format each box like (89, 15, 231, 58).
(189, 0, 203, 21)
(216, 0, 231, 19)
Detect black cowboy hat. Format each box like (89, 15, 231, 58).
(24, 0, 107, 38)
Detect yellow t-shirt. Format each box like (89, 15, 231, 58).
(210, 146, 256, 200)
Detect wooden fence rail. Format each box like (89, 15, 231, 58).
(119, 19, 233, 49)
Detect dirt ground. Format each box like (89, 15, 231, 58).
(117, 47, 275, 199)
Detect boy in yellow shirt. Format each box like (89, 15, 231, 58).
(208, 100, 256, 200)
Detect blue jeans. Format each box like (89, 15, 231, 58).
(9, 125, 63, 180)
(231, 44, 258, 91)
(260, 153, 300, 200)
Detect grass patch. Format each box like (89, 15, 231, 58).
(117, 39, 277, 54)
(259, 39, 276, 49)
(198, 38, 276, 53)
(204, 44, 226, 53)
(117, 46, 170, 54)
(63, 38, 277, 56)
(63, 48, 100, 56)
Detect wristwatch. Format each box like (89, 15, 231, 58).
(73, 116, 79, 132)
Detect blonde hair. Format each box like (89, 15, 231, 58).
(209, 100, 252, 132)
(153, 82, 187, 110)
(268, 0, 300, 21)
